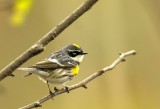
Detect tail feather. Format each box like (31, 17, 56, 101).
(17, 67, 35, 72)
(23, 72, 32, 77)
(17, 67, 35, 77)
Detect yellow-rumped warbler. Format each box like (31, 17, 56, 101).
(18, 44, 87, 93)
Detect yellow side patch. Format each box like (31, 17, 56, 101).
(72, 65, 79, 75)
(73, 44, 80, 48)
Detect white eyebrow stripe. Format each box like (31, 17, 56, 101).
(68, 49, 82, 52)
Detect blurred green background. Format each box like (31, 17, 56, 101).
(0, 0, 160, 109)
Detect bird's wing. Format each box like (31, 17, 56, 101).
(31, 60, 60, 70)
(31, 58, 76, 70)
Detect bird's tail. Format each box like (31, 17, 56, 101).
(17, 67, 35, 72)
(17, 67, 35, 77)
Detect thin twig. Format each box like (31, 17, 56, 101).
(19, 50, 136, 109)
(0, 0, 98, 81)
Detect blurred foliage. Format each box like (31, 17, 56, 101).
(10, 0, 33, 26)
(0, 0, 160, 109)
(0, 0, 33, 26)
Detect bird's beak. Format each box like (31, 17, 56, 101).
(82, 52, 88, 55)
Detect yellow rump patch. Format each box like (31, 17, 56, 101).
(73, 44, 80, 48)
(72, 65, 79, 75)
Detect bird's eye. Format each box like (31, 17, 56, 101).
(68, 51, 80, 57)
(72, 52, 77, 55)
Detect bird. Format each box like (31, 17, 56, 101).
(17, 44, 87, 94)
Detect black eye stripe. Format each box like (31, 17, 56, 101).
(68, 49, 82, 57)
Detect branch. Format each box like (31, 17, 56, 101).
(0, 0, 98, 81)
(19, 50, 136, 109)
